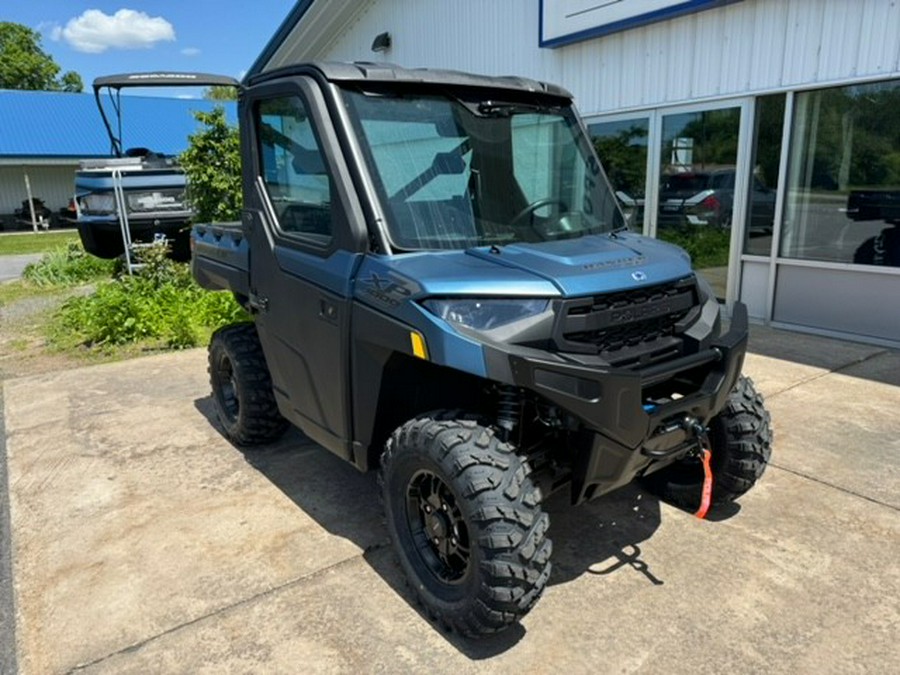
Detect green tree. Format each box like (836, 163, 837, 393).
(0, 22, 83, 92)
(59, 70, 84, 93)
(204, 85, 238, 101)
(675, 109, 740, 168)
(180, 107, 242, 222)
(593, 124, 648, 197)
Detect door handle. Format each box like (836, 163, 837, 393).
(249, 291, 269, 313)
(319, 299, 338, 324)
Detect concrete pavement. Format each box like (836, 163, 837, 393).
(0, 255, 42, 283)
(1, 326, 898, 673)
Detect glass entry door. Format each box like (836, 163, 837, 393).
(656, 106, 743, 299)
(588, 117, 650, 233)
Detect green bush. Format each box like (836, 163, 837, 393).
(658, 226, 731, 269)
(51, 242, 248, 350)
(22, 242, 115, 286)
(180, 107, 242, 223)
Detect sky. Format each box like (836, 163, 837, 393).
(2, 1, 298, 95)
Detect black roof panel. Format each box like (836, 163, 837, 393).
(93, 72, 241, 92)
(249, 61, 572, 99)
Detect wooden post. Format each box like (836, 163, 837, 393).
(24, 173, 38, 232)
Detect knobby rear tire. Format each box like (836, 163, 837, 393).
(208, 323, 288, 446)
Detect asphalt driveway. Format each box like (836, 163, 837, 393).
(1, 327, 898, 673)
(0, 254, 41, 283)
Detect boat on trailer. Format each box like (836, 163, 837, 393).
(75, 72, 239, 263)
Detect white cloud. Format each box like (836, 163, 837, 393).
(181, 47, 201, 56)
(36, 21, 60, 41)
(59, 9, 175, 54)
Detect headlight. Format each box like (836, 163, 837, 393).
(79, 193, 116, 215)
(423, 298, 550, 331)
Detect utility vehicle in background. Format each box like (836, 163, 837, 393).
(190, 62, 773, 637)
(75, 73, 239, 261)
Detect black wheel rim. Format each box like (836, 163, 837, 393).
(405, 470, 471, 584)
(213, 353, 239, 423)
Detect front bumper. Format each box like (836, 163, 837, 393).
(492, 303, 749, 504)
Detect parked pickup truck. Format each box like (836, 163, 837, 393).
(191, 62, 773, 637)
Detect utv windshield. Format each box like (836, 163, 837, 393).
(343, 88, 622, 251)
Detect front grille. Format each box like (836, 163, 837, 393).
(552, 277, 697, 365)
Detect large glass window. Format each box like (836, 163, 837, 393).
(344, 89, 621, 251)
(782, 81, 900, 267)
(256, 97, 333, 242)
(658, 107, 741, 299)
(588, 118, 649, 232)
(743, 94, 785, 256)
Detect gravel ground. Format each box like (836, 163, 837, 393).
(0, 287, 94, 381)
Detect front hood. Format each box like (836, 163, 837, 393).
(465, 233, 693, 296)
(356, 233, 693, 310)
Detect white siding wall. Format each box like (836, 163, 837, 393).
(0, 164, 76, 216)
(312, 0, 900, 115)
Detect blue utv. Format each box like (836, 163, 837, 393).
(191, 62, 773, 637)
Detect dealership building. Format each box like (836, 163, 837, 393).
(251, 0, 900, 347)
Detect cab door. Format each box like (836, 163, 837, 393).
(241, 77, 367, 458)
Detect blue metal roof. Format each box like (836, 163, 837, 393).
(0, 89, 237, 159)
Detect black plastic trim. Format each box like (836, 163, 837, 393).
(485, 303, 749, 503)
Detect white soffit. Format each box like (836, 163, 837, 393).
(263, 0, 375, 73)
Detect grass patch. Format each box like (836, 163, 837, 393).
(50, 243, 248, 351)
(0, 242, 114, 309)
(23, 243, 116, 287)
(0, 231, 79, 256)
(3, 241, 243, 374)
(0, 280, 65, 308)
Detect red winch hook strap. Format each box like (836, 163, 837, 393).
(695, 436, 713, 520)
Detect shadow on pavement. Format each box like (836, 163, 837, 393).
(194, 396, 525, 657)
(748, 325, 900, 386)
(192, 396, 734, 656)
(544, 485, 665, 588)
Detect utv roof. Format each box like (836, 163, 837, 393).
(92, 72, 241, 93)
(249, 61, 573, 99)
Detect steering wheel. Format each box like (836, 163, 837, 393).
(510, 198, 568, 229)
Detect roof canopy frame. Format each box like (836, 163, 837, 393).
(92, 72, 241, 157)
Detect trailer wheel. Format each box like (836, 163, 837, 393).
(380, 411, 552, 637)
(208, 323, 288, 446)
(642, 375, 773, 508)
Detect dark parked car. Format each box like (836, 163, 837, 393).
(847, 189, 900, 266)
(658, 169, 775, 234)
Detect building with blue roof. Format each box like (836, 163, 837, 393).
(0, 89, 236, 227)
